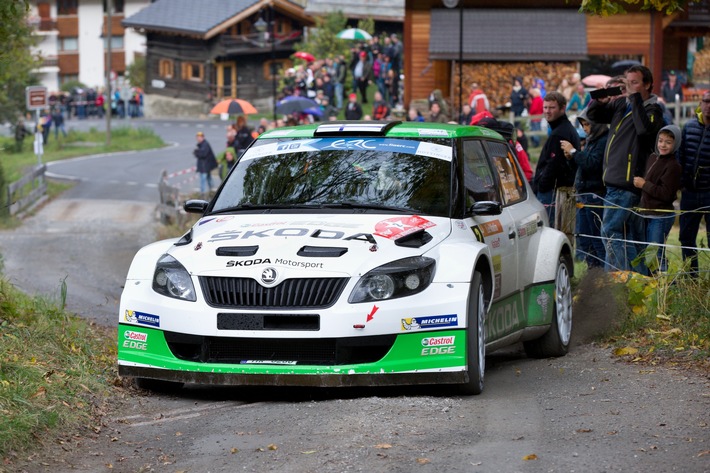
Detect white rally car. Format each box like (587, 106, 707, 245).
(118, 121, 573, 394)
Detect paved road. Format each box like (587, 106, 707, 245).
(2, 118, 708, 473)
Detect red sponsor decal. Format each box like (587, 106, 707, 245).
(374, 216, 435, 240)
(366, 305, 379, 322)
(124, 331, 148, 342)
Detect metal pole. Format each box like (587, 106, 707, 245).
(105, 0, 112, 145)
(456, 0, 463, 122)
(271, 7, 276, 123)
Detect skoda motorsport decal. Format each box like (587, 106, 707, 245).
(401, 315, 458, 331)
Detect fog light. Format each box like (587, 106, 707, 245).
(404, 273, 421, 290)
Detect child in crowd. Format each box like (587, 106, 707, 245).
(633, 125, 682, 273)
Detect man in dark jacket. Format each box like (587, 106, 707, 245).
(587, 65, 664, 272)
(678, 90, 710, 276)
(193, 131, 218, 198)
(532, 91, 580, 230)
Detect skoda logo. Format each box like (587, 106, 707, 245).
(261, 267, 277, 285)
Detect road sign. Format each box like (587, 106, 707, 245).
(26, 86, 48, 110)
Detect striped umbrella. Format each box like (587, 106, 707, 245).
(336, 28, 372, 41)
(209, 98, 258, 115)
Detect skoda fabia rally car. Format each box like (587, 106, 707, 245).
(118, 121, 573, 394)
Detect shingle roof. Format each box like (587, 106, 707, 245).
(122, 0, 259, 36)
(429, 9, 587, 61)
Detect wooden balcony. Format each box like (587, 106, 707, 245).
(219, 30, 302, 55)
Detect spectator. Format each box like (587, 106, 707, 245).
(560, 109, 608, 268)
(226, 124, 237, 150)
(344, 93, 363, 120)
(678, 90, 710, 277)
(661, 70, 683, 106)
(429, 89, 449, 119)
(38, 110, 52, 145)
(52, 107, 67, 140)
(334, 56, 347, 110)
(321, 96, 339, 120)
(372, 91, 390, 120)
(219, 147, 238, 180)
(352, 51, 372, 104)
(235, 115, 254, 157)
(532, 91, 580, 230)
(459, 103, 474, 125)
(587, 65, 664, 273)
(467, 83, 490, 114)
(566, 83, 590, 112)
(510, 76, 529, 124)
(427, 101, 449, 123)
(13, 118, 31, 153)
(407, 106, 425, 122)
(384, 69, 398, 107)
(528, 87, 544, 147)
(193, 131, 218, 198)
(633, 125, 682, 273)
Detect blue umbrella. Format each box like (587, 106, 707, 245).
(275, 96, 322, 116)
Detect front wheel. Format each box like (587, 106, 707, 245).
(459, 271, 486, 395)
(524, 254, 573, 358)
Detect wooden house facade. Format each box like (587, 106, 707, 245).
(403, 0, 710, 110)
(123, 0, 314, 109)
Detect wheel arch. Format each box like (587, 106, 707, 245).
(531, 228, 574, 283)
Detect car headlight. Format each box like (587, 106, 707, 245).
(349, 257, 435, 303)
(152, 254, 196, 301)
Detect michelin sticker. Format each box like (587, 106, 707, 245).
(124, 310, 160, 328)
(401, 315, 458, 331)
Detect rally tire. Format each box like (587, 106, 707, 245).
(459, 271, 486, 395)
(135, 377, 184, 393)
(524, 254, 573, 358)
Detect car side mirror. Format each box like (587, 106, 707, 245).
(469, 200, 502, 216)
(184, 199, 209, 214)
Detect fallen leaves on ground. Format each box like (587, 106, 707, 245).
(523, 454, 538, 461)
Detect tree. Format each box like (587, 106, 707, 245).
(126, 55, 146, 90)
(578, 0, 693, 15)
(0, 0, 40, 123)
(292, 11, 351, 62)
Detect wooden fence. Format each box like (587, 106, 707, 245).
(7, 165, 47, 216)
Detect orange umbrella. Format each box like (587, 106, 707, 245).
(210, 98, 258, 115)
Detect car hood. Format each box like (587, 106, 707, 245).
(169, 213, 452, 277)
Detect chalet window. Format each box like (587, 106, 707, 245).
(59, 74, 78, 85)
(103, 0, 124, 14)
(182, 62, 204, 82)
(159, 59, 174, 79)
(60, 36, 78, 51)
(57, 0, 78, 15)
(103, 35, 124, 49)
(263, 59, 289, 81)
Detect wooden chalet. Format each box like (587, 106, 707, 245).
(404, 0, 710, 110)
(123, 0, 315, 110)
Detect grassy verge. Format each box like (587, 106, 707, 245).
(0, 279, 116, 464)
(0, 126, 165, 182)
(595, 224, 710, 370)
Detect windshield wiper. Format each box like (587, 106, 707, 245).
(210, 203, 324, 214)
(323, 201, 417, 213)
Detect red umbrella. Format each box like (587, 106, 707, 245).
(209, 98, 258, 115)
(293, 51, 315, 62)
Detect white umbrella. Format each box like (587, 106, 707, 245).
(336, 28, 372, 41)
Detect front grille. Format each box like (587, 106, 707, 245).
(163, 331, 397, 365)
(200, 277, 349, 309)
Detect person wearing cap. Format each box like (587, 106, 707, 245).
(661, 70, 683, 105)
(561, 109, 609, 268)
(351, 50, 372, 104)
(193, 131, 218, 198)
(345, 92, 363, 120)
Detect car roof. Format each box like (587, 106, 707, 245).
(257, 120, 505, 141)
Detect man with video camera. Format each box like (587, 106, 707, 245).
(587, 65, 664, 273)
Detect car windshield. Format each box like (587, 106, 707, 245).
(211, 137, 453, 217)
